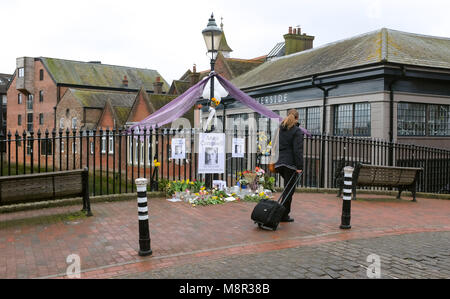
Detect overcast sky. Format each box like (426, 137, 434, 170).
(1, 0, 449, 83)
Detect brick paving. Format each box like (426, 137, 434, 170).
(0, 192, 449, 279)
(118, 232, 450, 279)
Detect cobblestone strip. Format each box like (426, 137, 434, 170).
(117, 232, 450, 279)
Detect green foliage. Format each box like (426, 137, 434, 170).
(263, 176, 276, 192)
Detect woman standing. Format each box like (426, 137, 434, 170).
(275, 109, 304, 222)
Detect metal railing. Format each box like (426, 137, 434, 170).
(0, 128, 449, 196)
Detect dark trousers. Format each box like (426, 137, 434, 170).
(277, 166, 298, 219)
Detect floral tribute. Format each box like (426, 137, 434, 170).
(160, 167, 276, 207)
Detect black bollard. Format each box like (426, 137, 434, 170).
(340, 166, 354, 229)
(136, 178, 152, 256)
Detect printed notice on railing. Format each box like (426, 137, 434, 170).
(198, 133, 225, 174)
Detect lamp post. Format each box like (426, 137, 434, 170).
(202, 13, 223, 189)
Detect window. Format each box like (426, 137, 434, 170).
(60, 118, 64, 129)
(18, 68, 24, 78)
(39, 69, 44, 81)
(397, 103, 426, 136)
(18, 114, 22, 125)
(41, 140, 53, 155)
(334, 103, 371, 136)
(61, 141, 65, 153)
(108, 136, 114, 154)
(39, 90, 44, 102)
(39, 113, 44, 125)
(27, 94, 34, 110)
(26, 142, 32, 156)
(428, 104, 450, 136)
(101, 133, 106, 154)
(27, 113, 33, 132)
(228, 113, 249, 133)
(72, 117, 77, 129)
(398, 103, 450, 136)
(354, 103, 371, 136)
(18, 94, 23, 104)
(89, 131, 94, 155)
(297, 107, 321, 135)
(72, 141, 77, 154)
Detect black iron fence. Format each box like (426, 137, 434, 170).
(0, 128, 449, 196)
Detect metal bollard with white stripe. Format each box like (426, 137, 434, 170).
(340, 166, 354, 229)
(136, 178, 152, 256)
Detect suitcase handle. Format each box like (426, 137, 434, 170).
(278, 172, 303, 205)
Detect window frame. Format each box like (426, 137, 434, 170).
(333, 102, 371, 137)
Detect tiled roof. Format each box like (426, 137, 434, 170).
(218, 31, 233, 52)
(169, 80, 191, 95)
(68, 89, 137, 109)
(232, 28, 450, 89)
(40, 57, 169, 92)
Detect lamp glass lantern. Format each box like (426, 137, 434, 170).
(202, 13, 223, 60)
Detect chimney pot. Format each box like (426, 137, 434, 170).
(123, 75, 128, 87)
(293, 28, 296, 35)
(288, 26, 292, 34)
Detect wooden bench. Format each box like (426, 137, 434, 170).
(337, 163, 423, 202)
(0, 168, 92, 216)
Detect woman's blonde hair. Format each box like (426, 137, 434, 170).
(281, 109, 299, 129)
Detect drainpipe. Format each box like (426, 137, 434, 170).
(311, 76, 338, 135)
(311, 76, 338, 188)
(387, 66, 406, 166)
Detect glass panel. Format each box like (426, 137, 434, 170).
(354, 103, 371, 136)
(334, 104, 353, 136)
(397, 103, 426, 136)
(429, 105, 450, 136)
(307, 107, 321, 135)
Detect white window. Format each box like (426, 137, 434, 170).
(72, 117, 77, 129)
(101, 134, 106, 154)
(18, 68, 24, 78)
(89, 131, 94, 154)
(61, 141, 65, 153)
(60, 118, 65, 129)
(108, 136, 114, 154)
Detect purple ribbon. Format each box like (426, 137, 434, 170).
(129, 73, 311, 137)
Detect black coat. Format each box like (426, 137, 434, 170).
(274, 123, 304, 171)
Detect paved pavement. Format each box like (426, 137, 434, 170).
(0, 191, 449, 279)
(118, 232, 450, 279)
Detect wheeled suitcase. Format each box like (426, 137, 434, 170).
(251, 172, 302, 231)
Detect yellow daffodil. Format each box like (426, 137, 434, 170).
(259, 192, 265, 197)
(200, 186, 206, 191)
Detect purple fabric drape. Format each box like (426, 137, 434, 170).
(128, 74, 212, 132)
(129, 73, 311, 137)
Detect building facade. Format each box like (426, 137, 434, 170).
(213, 28, 450, 150)
(0, 74, 12, 144)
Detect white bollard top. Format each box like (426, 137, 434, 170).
(135, 178, 148, 187)
(344, 166, 354, 175)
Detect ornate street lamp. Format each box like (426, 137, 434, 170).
(202, 13, 223, 188)
(202, 13, 223, 68)
(202, 13, 223, 131)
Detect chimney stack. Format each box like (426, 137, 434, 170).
(283, 26, 314, 56)
(123, 75, 128, 87)
(190, 64, 200, 86)
(153, 76, 163, 94)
